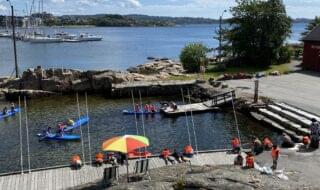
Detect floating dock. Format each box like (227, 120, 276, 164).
(162, 90, 235, 116)
(0, 150, 235, 190)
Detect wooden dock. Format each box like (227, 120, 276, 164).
(0, 150, 236, 190)
(162, 90, 235, 116)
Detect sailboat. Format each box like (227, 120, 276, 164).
(0, 17, 12, 38)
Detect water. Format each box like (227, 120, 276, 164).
(0, 95, 277, 173)
(0, 23, 306, 77)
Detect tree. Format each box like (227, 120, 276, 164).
(221, 0, 292, 66)
(301, 16, 320, 40)
(180, 43, 209, 73)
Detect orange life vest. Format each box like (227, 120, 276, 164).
(161, 149, 171, 158)
(232, 138, 240, 148)
(303, 136, 310, 145)
(246, 156, 254, 168)
(71, 155, 81, 163)
(271, 147, 279, 158)
(184, 145, 193, 154)
(263, 138, 273, 148)
(95, 153, 104, 161)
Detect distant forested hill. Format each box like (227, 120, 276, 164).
(0, 14, 311, 27)
(0, 13, 219, 27)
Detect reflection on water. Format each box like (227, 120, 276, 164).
(0, 95, 277, 173)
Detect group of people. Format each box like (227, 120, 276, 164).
(44, 119, 75, 136)
(135, 104, 157, 113)
(232, 136, 280, 170)
(2, 102, 16, 115)
(70, 152, 127, 169)
(160, 145, 194, 165)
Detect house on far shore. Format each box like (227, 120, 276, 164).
(302, 25, 320, 71)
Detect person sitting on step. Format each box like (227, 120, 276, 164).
(95, 152, 104, 166)
(71, 155, 82, 169)
(160, 148, 175, 165)
(183, 145, 194, 158)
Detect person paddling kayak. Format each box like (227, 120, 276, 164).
(10, 102, 15, 112)
(2, 107, 7, 115)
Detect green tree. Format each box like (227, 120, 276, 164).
(301, 16, 320, 40)
(180, 43, 209, 73)
(222, 0, 292, 66)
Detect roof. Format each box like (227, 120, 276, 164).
(303, 25, 320, 42)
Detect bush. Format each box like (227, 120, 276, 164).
(276, 46, 292, 64)
(180, 43, 209, 73)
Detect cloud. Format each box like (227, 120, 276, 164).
(0, 4, 7, 11)
(51, 0, 64, 3)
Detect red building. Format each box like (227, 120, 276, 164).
(303, 26, 320, 71)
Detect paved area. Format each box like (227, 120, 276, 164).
(226, 71, 320, 114)
(0, 151, 236, 190)
(256, 145, 320, 186)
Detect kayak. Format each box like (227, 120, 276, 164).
(64, 116, 89, 132)
(128, 151, 152, 159)
(122, 110, 160, 115)
(0, 108, 21, 120)
(37, 133, 81, 141)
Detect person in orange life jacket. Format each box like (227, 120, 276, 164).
(231, 137, 241, 154)
(183, 145, 194, 158)
(144, 104, 150, 112)
(271, 145, 280, 170)
(302, 135, 311, 147)
(245, 152, 255, 169)
(263, 137, 273, 150)
(95, 152, 104, 166)
(71, 155, 82, 169)
(160, 148, 175, 165)
(150, 104, 157, 113)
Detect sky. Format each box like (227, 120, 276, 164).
(0, 0, 319, 19)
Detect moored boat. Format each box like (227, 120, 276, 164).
(29, 36, 62, 43)
(122, 110, 160, 115)
(77, 33, 103, 41)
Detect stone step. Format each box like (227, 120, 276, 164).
(258, 108, 310, 136)
(275, 102, 320, 121)
(267, 104, 311, 128)
(250, 112, 302, 142)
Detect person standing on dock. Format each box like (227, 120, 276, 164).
(271, 145, 280, 170)
(310, 118, 320, 149)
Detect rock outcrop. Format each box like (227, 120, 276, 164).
(0, 59, 185, 98)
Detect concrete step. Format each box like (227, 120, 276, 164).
(267, 104, 311, 128)
(250, 112, 302, 142)
(275, 102, 320, 121)
(258, 108, 310, 136)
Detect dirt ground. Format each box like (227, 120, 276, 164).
(226, 70, 320, 114)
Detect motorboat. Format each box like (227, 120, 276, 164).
(29, 36, 62, 43)
(78, 33, 103, 41)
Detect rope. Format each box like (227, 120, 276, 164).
(138, 90, 146, 137)
(24, 96, 31, 173)
(85, 92, 92, 165)
(18, 96, 24, 174)
(180, 88, 192, 146)
(187, 88, 199, 155)
(231, 93, 242, 148)
(76, 93, 86, 164)
(130, 90, 139, 135)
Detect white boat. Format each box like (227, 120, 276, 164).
(0, 31, 11, 38)
(78, 33, 103, 41)
(29, 36, 62, 43)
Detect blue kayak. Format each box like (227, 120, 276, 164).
(0, 108, 21, 120)
(122, 110, 160, 115)
(37, 133, 81, 141)
(64, 116, 89, 132)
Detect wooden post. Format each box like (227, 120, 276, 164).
(254, 80, 259, 103)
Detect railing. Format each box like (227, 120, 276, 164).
(210, 90, 236, 106)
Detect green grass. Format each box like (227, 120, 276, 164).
(169, 63, 292, 81)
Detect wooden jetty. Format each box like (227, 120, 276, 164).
(0, 150, 236, 190)
(162, 90, 236, 116)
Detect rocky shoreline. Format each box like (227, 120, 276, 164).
(0, 59, 187, 99)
